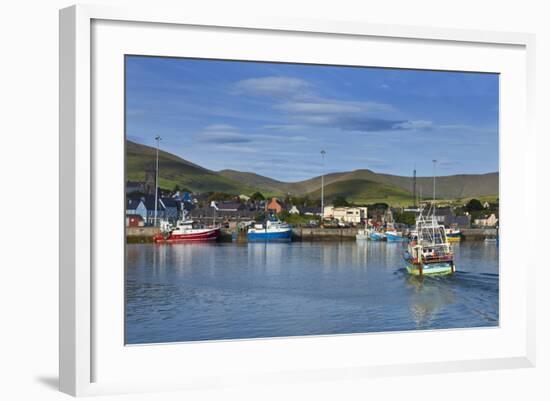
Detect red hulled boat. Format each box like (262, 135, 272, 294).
(153, 219, 220, 243)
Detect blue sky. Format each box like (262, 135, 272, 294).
(125, 56, 499, 182)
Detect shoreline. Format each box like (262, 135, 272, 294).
(126, 227, 497, 244)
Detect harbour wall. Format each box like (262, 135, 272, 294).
(126, 226, 497, 243)
(126, 226, 158, 243)
(460, 228, 497, 240)
(293, 227, 359, 241)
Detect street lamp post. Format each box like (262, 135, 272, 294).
(321, 150, 326, 221)
(432, 159, 437, 205)
(154, 135, 161, 227)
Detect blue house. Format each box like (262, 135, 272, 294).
(141, 196, 166, 226)
(159, 198, 180, 223)
(126, 198, 148, 222)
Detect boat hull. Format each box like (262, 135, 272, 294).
(406, 261, 455, 276)
(154, 227, 220, 243)
(369, 232, 385, 241)
(385, 233, 405, 242)
(247, 229, 292, 242)
(446, 234, 461, 243)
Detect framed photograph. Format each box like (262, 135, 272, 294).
(60, 4, 536, 396)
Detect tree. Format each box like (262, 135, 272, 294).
(369, 202, 389, 210)
(250, 191, 265, 201)
(333, 195, 350, 207)
(394, 211, 416, 226)
(466, 198, 484, 212)
(207, 192, 233, 202)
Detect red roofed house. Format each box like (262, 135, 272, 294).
(266, 197, 284, 214)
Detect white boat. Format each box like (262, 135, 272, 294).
(356, 228, 370, 241)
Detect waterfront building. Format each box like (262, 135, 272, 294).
(435, 207, 471, 228)
(301, 206, 322, 216)
(323, 206, 368, 225)
(126, 214, 144, 227)
(474, 213, 498, 227)
(216, 201, 243, 213)
(266, 198, 284, 214)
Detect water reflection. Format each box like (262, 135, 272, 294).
(125, 241, 499, 344)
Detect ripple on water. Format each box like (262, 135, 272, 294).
(125, 241, 499, 344)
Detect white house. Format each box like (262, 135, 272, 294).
(323, 206, 368, 224)
(474, 213, 498, 227)
(239, 194, 251, 202)
(288, 205, 300, 215)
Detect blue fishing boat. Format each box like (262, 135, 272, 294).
(247, 216, 292, 242)
(369, 231, 386, 241)
(385, 230, 405, 242)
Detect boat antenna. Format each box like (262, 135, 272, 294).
(154, 135, 162, 227)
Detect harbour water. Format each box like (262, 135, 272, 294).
(125, 241, 499, 344)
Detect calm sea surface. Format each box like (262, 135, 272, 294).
(125, 241, 499, 344)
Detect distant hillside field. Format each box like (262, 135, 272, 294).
(126, 139, 499, 203)
(126, 140, 256, 194)
(306, 179, 415, 205)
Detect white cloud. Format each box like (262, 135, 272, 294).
(392, 120, 433, 130)
(196, 129, 253, 144)
(204, 124, 236, 131)
(276, 100, 393, 115)
(232, 76, 311, 98)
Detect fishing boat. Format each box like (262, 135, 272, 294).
(369, 230, 386, 241)
(247, 215, 292, 242)
(385, 230, 406, 242)
(356, 228, 370, 241)
(404, 206, 455, 276)
(445, 227, 462, 242)
(153, 218, 220, 243)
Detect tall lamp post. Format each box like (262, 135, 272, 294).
(432, 159, 437, 205)
(154, 135, 162, 227)
(432, 159, 437, 240)
(321, 150, 326, 221)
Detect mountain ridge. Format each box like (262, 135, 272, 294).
(126, 140, 498, 201)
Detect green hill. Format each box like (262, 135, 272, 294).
(306, 179, 415, 205)
(219, 168, 498, 200)
(127, 139, 498, 203)
(126, 140, 255, 194)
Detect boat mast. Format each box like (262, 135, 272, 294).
(321, 150, 326, 220)
(154, 135, 161, 227)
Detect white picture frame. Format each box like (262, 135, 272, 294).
(59, 4, 536, 397)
